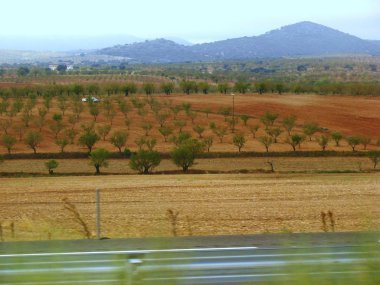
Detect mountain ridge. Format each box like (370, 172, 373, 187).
(98, 21, 380, 63)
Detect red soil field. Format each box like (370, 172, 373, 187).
(171, 93, 380, 138)
(0, 92, 379, 154)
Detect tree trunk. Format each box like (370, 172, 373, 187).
(95, 165, 100, 175)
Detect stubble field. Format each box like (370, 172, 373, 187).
(0, 173, 379, 241)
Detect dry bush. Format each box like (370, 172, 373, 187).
(62, 198, 92, 239)
(166, 209, 180, 237)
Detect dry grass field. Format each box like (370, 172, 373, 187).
(0, 173, 379, 241)
(0, 93, 379, 154)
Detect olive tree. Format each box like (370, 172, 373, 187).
(159, 126, 173, 142)
(1, 134, 17, 154)
(110, 131, 128, 152)
(203, 136, 214, 152)
(97, 125, 112, 141)
(89, 148, 110, 175)
(317, 135, 329, 151)
(286, 134, 304, 151)
(212, 125, 228, 143)
(266, 127, 282, 143)
(303, 122, 319, 141)
(193, 125, 205, 138)
(260, 112, 278, 129)
(346, 136, 361, 152)
(368, 150, 380, 169)
(248, 125, 260, 138)
(232, 133, 246, 152)
(55, 136, 69, 153)
(160, 82, 175, 95)
(282, 115, 297, 135)
(359, 136, 371, 150)
(331, 131, 343, 147)
(259, 136, 273, 152)
(171, 139, 204, 172)
(129, 150, 161, 174)
(78, 130, 100, 153)
(25, 131, 43, 154)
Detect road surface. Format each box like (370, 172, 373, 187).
(1, 232, 379, 284)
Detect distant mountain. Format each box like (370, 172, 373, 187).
(100, 39, 201, 63)
(98, 21, 380, 63)
(370, 40, 380, 47)
(166, 37, 193, 46)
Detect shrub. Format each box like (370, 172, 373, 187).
(45, 159, 59, 175)
(123, 148, 132, 158)
(240, 114, 250, 126)
(129, 150, 161, 174)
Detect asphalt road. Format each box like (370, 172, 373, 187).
(1, 232, 379, 285)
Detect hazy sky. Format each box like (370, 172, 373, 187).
(2, 0, 380, 42)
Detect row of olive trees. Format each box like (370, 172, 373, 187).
(43, 136, 206, 175)
(0, 79, 313, 99)
(4, 146, 380, 177)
